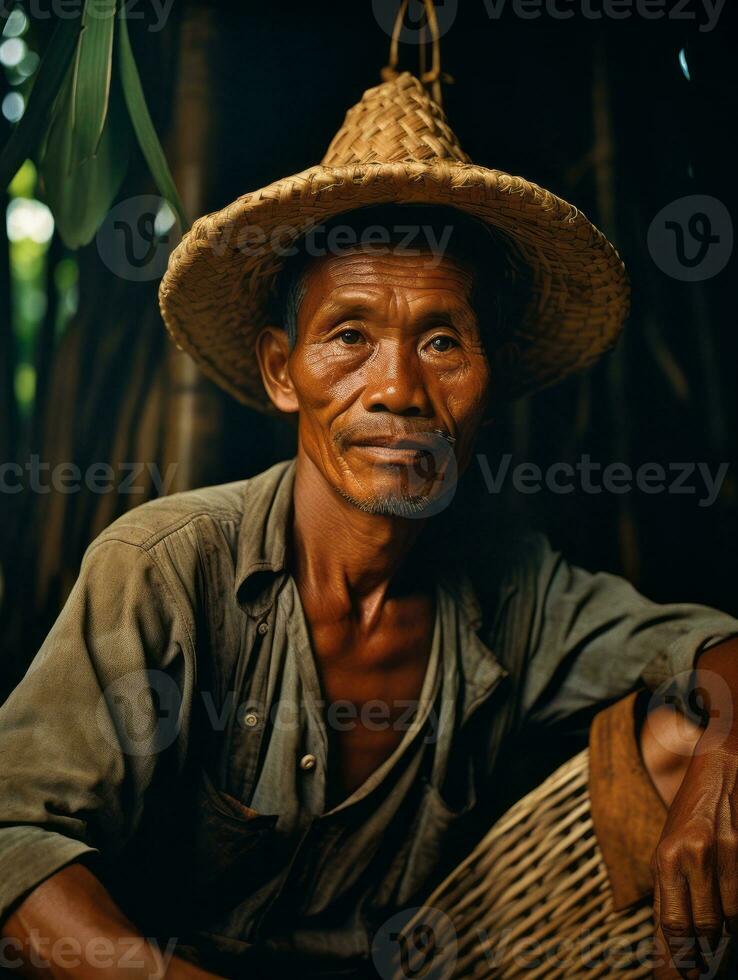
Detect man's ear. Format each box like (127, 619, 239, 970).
(256, 327, 299, 414)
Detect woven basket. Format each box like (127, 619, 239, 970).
(391, 750, 655, 979)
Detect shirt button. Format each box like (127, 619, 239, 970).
(257, 621, 269, 636)
(300, 753, 317, 771)
(243, 712, 259, 729)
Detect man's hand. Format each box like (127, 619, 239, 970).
(651, 637, 738, 978)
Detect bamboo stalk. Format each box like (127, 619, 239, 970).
(0, 190, 17, 471)
(159, 3, 222, 493)
(28, 235, 62, 461)
(592, 37, 640, 584)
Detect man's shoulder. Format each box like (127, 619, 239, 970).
(90, 459, 294, 554)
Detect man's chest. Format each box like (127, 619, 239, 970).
(301, 591, 437, 804)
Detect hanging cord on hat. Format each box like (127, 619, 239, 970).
(380, 0, 454, 106)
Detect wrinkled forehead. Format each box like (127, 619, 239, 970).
(304, 245, 476, 297)
(296, 247, 479, 329)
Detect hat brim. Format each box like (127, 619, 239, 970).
(158, 160, 629, 412)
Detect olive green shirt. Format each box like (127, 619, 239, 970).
(1, 458, 737, 976)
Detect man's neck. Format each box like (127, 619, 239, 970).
(291, 451, 429, 628)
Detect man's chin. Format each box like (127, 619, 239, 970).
(337, 486, 440, 518)
(327, 451, 460, 518)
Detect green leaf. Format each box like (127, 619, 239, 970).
(117, 10, 188, 231)
(39, 68, 131, 248)
(0, 16, 82, 191)
(71, 0, 118, 166)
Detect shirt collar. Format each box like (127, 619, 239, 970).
(234, 456, 473, 619)
(234, 457, 297, 618)
(233, 456, 513, 698)
(437, 564, 511, 713)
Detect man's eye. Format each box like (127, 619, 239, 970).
(429, 335, 457, 353)
(338, 329, 363, 345)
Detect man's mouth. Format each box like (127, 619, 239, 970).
(352, 436, 437, 450)
(348, 434, 454, 465)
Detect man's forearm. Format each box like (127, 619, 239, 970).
(1, 863, 219, 979)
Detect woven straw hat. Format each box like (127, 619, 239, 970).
(159, 56, 629, 411)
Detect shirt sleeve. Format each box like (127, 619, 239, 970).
(520, 534, 738, 727)
(0, 537, 194, 922)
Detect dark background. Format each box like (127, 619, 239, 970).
(1, 0, 736, 696)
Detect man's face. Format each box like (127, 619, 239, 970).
(271, 246, 491, 516)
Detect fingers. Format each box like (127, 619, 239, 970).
(653, 829, 736, 977)
(653, 832, 723, 979)
(653, 877, 677, 980)
(658, 872, 702, 978)
(684, 838, 724, 952)
(717, 823, 738, 939)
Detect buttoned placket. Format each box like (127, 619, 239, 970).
(220, 592, 280, 797)
(282, 576, 446, 813)
(283, 578, 331, 812)
(247, 580, 332, 932)
(256, 577, 447, 933)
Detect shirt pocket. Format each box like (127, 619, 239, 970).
(394, 779, 478, 908)
(190, 768, 279, 916)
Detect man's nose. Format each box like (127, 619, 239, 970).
(361, 342, 433, 416)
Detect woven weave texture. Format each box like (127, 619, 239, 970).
(159, 73, 629, 411)
(390, 750, 655, 979)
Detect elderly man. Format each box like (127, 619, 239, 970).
(1, 72, 738, 979)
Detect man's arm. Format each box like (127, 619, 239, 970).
(650, 636, 738, 975)
(0, 536, 196, 958)
(516, 533, 738, 726)
(1, 863, 220, 978)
